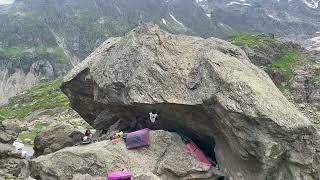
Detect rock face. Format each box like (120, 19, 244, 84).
(30, 130, 215, 180)
(0, 119, 21, 144)
(61, 24, 320, 180)
(0, 143, 30, 179)
(33, 123, 84, 157)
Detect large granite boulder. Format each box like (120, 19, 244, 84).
(33, 123, 84, 157)
(30, 130, 217, 180)
(61, 24, 320, 180)
(0, 119, 21, 144)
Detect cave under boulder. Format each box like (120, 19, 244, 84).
(61, 24, 320, 180)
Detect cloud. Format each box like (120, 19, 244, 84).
(0, 0, 15, 5)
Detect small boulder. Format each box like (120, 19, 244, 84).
(33, 123, 84, 157)
(0, 143, 30, 179)
(0, 119, 21, 144)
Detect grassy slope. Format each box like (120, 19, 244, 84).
(225, 32, 277, 47)
(0, 46, 65, 60)
(0, 79, 69, 120)
(0, 79, 89, 141)
(226, 33, 305, 92)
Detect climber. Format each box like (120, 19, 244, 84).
(147, 109, 160, 130)
(81, 129, 92, 144)
(149, 109, 158, 123)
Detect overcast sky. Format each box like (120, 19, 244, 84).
(0, 0, 15, 5)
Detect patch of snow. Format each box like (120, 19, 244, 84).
(227, 1, 251, 6)
(169, 14, 185, 27)
(268, 14, 280, 21)
(195, 0, 206, 3)
(206, 13, 211, 18)
(115, 5, 122, 14)
(227, 1, 241, 6)
(0, 0, 14, 5)
(310, 36, 320, 42)
(302, 0, 320, 9)
(162, 18, 167, 25)
(308, 36, 320, 51)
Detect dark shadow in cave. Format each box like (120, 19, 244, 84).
(107, 102, 220, 166)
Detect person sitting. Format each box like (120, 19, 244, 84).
(81, 129, 93, 143)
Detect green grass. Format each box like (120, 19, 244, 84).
(0, 79, 70, 120)
(225, 32, 276, 47)
(275, 82, 287, 93)
(18, 122, 48, 141)
(312, 69, 320, 86)
(271, 51, 301, 80)
(18, 131, 37, 141)
(314, 69, 320, 77)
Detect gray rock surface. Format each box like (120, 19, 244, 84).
(235, 35, 320, 124)
(0, 143, 30, 179)
(62, 24, 320, 180)
(30, 130, 214, 180)
(33, 122, 84, 157)
(0, 119, 21, 144)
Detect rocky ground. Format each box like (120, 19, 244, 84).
(30, 130, 219, 179)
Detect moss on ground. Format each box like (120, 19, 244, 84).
(271, 51, 301, 80)
(0, 79, 69, 120)
(225, 32, 276, 47)
(275, 82, 287, 93)
(18, 131, 37, 141)
(18, 122, 48, 141)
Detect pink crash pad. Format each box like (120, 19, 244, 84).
(186, 142, 212, 167)
(107, 171, 132, 180)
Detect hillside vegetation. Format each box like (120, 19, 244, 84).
(0, 79, 69, 120)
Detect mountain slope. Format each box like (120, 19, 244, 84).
(226, 33, 320, 124)
(198, 0, 320, 50)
